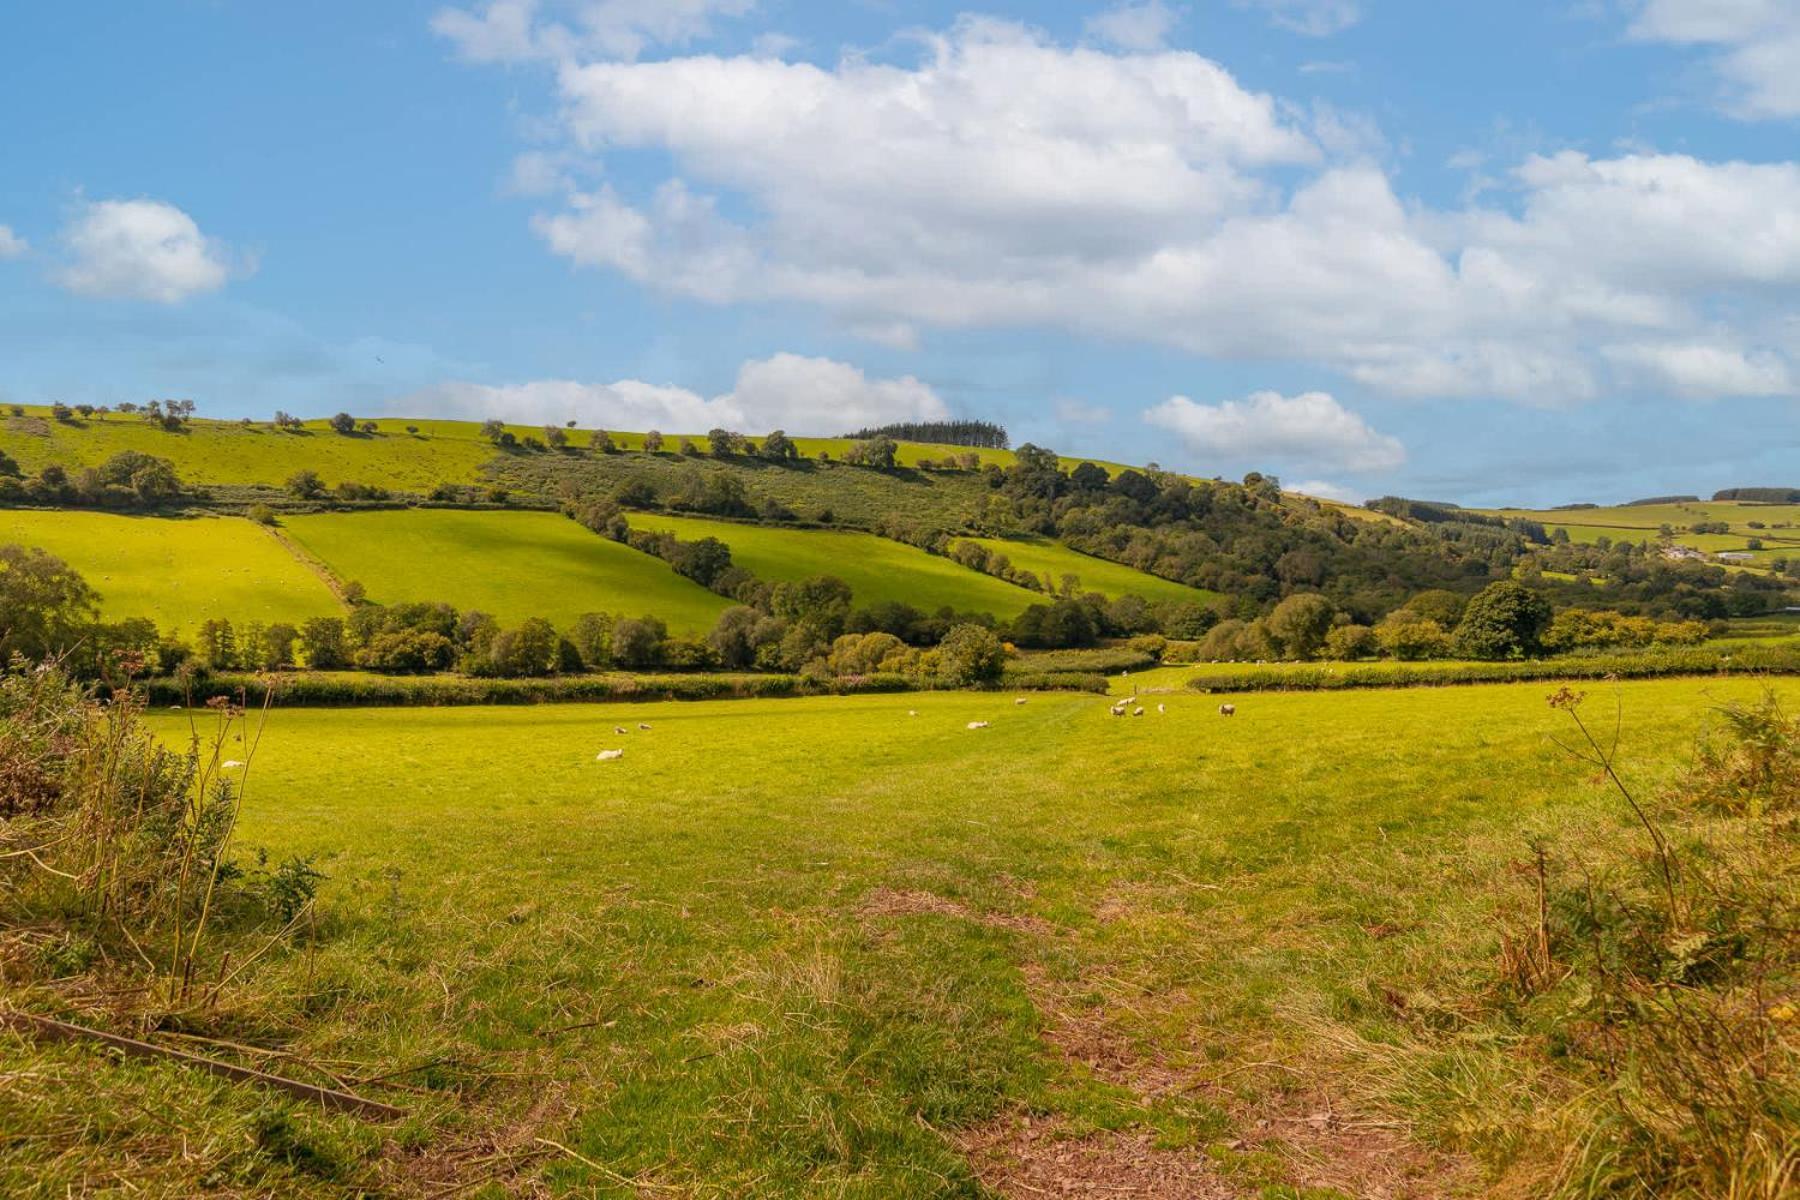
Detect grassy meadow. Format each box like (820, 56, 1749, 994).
(8, 677, 1788, 1196)
(955, 535, 1220, 606)
(1486, 498, 1800, 569)
(0, 509, 341, 631)
(629, 512, 1044, 617)
(282, 508, 732, 632)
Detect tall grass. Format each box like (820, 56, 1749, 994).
(1497, 688, 1800, 1198)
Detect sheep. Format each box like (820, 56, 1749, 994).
(1156, 703, 1166, 714)
(1121, 696, 1138, 707)
(639, 723, 652, 731)
(614, 726, 628, 735)
(967, 720, 990, 730)
(595, 749, 625, 762)
(908, 709, 919, 717)
(1219, 703, 1237, 717)
(1109, 704, 1127, 717)
(1014, 697, 1027, 705)
(222, 760, 245, 770)
(1132, 706, 1145, 717)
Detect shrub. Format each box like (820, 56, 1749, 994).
(1454, 581, 1553, 659)
(937, 624, 1005, 685)
(247, 502, 276, 526)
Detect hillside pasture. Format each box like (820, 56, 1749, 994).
(0, 509, 340, 631)
(281, 508, 732, 632)
(8, 678, 1779, 1195)
(955, 534, 1221, 606)
(629, 512, 1045, 617)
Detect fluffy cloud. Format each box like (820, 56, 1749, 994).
(1085, 1, 1183, 51)
(457, 15, 1800, 405)
(406, 353, 947, 434)
(1236, 0, 1362, 37)
(1143, 390, 1405, 472)
(1629, 0, 1800, 119)
(1287, 478, 1363, 503)
(1602, 339, 1794, 398)
(432, 0, 754, 63)
(0, 225, 25, 259)
(54, 199, 238, 303)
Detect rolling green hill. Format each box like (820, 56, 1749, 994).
(628, 512, 1045, 617)
(0, 509, 341, 631)
(952, 534, 1220, 606)
(1485, 499, 1800, 570)
(281, 509, 732, 632)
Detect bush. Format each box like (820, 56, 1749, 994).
(936, 624, 1006, 685)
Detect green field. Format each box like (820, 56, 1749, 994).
(0, 509, 340, 632)
(281, 508, 732, 633)
(1487, 500, 1800, 568)
(629, 512, 1045, 617)
(956, 535, 1220, 606)
(6, 677, 1768, 1195)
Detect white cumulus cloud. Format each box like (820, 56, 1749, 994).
(405, 353, 948, 434)
(1085, 1, 1183, 51)
(0, 225, 26, 259)
(1629, 0, 1800, 119)
(1143, 390, 1405, 473)
(54, 199, 238, 303)
(449, 14, 1800, 407)
(1236, 0, 1362, 37)
(433, 0, 755, 63)
(1603, 339, 1795, 398)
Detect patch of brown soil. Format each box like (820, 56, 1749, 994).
(858, 886, 1054, 935)
(384, 1079, 572, 1199)
(958, 1115, 1241, 1198)
(1241, 1089, 1476, 1200)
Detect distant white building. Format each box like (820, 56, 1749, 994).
(1661, 545, 1707, 562)
(1716, 551, 1755, 562)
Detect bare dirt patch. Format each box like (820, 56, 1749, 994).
(857, 886, 1054, 936)
(958, 1115, 1242, 1199)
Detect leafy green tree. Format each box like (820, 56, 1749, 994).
(643, 430, 664, 453)
(1376, 612, 1451, 661)
(286, 470, 325, 499)
(196, 619, 239, 670)
(1324, 623, 1379, 660)
(569, 612, 614, 669)
(0, 545, 98, 663)
(298, 617, 348, 669)
(1453, 581, 1553, 660)
(761, 430, 797, 460)
(936, 623, 1005, 685)
(328, 412, 356, 434)
(256, 623, 299, 670)
(610, 617, 667, 669)
(1402, 589, 1466, 629)
(1267, 592, 1335, 659)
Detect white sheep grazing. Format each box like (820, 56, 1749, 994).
(614, 726, 628, 735)
(1014, 697, 1027, 705)
(1219, 703, 1237, 717)
(908, 709, 919, 717)
(1122, 696, 1137, 706)
(222, 760, 245, 770)
(1109, 704, 1127, 717)
(1157, 704, 1166, 714)
(639, 723, 652, 731)
(1132, 706, 1145, 717)
(595, 749, 625, 762)
(967, 720, 990, 730)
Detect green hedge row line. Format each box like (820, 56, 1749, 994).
(1183, 645, 1800, 694)
(142, 668, 1109, 708)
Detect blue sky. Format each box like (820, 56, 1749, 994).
(2, 1, 1797, 506)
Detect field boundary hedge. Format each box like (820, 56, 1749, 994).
(141, 669, 1107, 708)
(1183, 644, 1800, 693)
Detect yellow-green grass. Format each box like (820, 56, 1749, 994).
(629, 511, 1045, 617)
(955, 535, 1220, 606)
(281, 508, 731, 633)
(0, 509, 339, 632)
(11, 678, 1776, 1195)
(1489, 500, 1800, 539)
(0, 406, 1140, 491)
(1108, 658, 1490, 694)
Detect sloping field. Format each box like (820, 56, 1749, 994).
(0, 509, 340, 631)
(629, 511, 1044, 616)
(281, 508, 732, 632)
(22, 677, 1770, 1195)
(956, 535, 1220, 605)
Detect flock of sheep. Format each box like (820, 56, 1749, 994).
(594, 695, 1239, 762)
